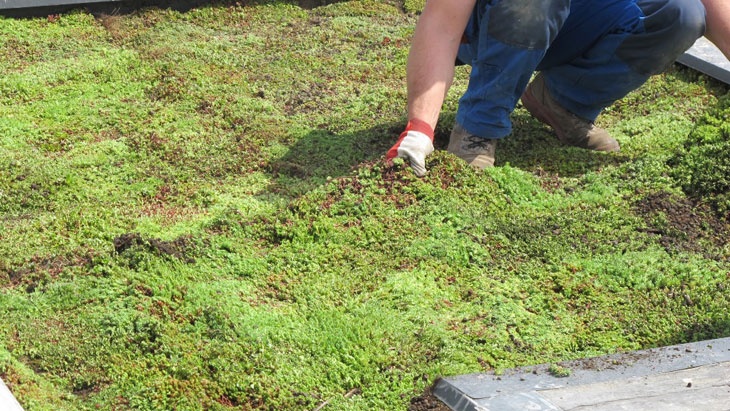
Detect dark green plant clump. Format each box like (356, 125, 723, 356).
(671, 94, 730, 214)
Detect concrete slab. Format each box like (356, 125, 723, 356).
(677, 37, 730, 85)
(0, 377, 24, 411)
(433, 337, 730, 411)
(540, 362, 730, 411)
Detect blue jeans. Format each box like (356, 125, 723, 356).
(455, 0, 706, 138)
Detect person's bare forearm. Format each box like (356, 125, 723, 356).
(702, 0, 730, 60)
(406, 0, 476, 131)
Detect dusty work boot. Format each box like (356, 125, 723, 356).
(521, 73, 620, 152)
(447, 122, 497, 169)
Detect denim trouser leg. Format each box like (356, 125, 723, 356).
(455, 0, 706, 137)
(540, 0, 706, 121)
(455, 0, 570, 139)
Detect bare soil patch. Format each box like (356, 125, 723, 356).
(408, 382, 452, 411)
(633, 191, 729, 259)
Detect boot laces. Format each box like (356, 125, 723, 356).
(463, 135, 493, 151)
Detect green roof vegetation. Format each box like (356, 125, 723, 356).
(0, 1, 728, 409)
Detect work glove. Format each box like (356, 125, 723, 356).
(385, 119, 434, 177)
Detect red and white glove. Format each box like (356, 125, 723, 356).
(385, 119, 434, 177)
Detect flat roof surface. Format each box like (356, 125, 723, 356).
(678, 37, 730, 84)
(434, 337, 730, 411)
(0, 378, 23, 411)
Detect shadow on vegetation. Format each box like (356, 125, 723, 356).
(669, 316, 730, 347)
(430, 110, 631, 177)
(498, 110, 632, 176)
(262, 111, 634, 200)
(264, 121, 403, 195)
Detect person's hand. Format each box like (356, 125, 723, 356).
(385, 119, 434, 177)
